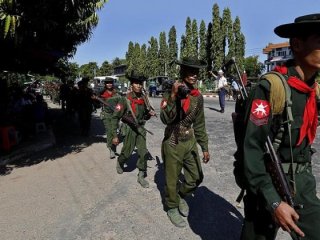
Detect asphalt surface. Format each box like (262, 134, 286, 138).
(0, 96, 319, 240)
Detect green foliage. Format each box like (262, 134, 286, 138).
(243, 55, 265, 77)
(168, 26, 178, 78)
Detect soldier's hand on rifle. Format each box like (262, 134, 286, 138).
(171, 81, 184, 99)
(112, 137, 120, 146)
(202, 151, 210, 163)
(148, 110, 156, 117)
(273, 202, 305, 238)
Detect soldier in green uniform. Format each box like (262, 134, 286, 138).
(241, 14, 320, 239)
(100, 77, 119, 159)
(109, 74, 156, 188)
(160, 57, 210, 228)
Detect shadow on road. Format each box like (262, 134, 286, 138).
(154, 156, 243, 239)
(207, 106, 221, 113)
(0, 109, 106, 175)
(188, 186, 243, 240)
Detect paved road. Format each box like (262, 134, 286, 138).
(0, 97, 319, 240)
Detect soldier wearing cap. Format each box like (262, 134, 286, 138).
(160, 57, 210, 228)
(100, 77, 119, 159)
(109, 73, 156, 188)
(241, 14, 320, 239)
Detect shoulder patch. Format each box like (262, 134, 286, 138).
(160, 99, 168, 109)
(249, 99, 270, 126)
(115, 103, 123, 112)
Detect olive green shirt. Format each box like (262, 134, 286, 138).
(108, 92, 151, 139)
(243, 64, 316, 208)
(160, 91, 209, 152)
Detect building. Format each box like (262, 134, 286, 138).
(263, 42, 292, 71)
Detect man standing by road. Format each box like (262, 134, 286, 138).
(110, 74, 156, 188)
(241, 14, 320, 239)
(215, 69, 228, 113)
(160, 57, 210, 228)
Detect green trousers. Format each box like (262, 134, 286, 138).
(161, 137, 203, 209)
(102, 114, 113, 149)
(241, 166, 320, 240)
(118, 126, 148, 171)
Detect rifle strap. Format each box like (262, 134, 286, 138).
(263, 71, 296, 194)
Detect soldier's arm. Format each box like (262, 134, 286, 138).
(243, 80, 282, 208)
(160, 92, 178, 125)
(193, 95, 209, 153)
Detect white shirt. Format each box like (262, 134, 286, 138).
(217, 76, 227, 90)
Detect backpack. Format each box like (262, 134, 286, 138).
(232, 71, 293, 190)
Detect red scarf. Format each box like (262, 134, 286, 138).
(287, 76, 318, 145)
(101, 91, 113, 99)
(182, 89, 201, 113)
(273, 65, 318, 145)
(127, 95, 144, 114)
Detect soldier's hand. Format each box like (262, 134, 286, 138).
(273, 202, 305, 238)
(202, 151, 210, 163)
(171, 81, 184, 99)
(112, 137, 120, 146)
(149, 110, 156, 116)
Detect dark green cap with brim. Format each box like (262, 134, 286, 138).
(274, 13, 320, 38)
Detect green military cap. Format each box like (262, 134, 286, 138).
(104, 77, 115, 83)
(274, 13, 320, 38)
(126, 71, 147, 84)
(175, 57, 207, 69)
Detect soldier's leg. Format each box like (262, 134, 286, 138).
(241, 191, 278, 240)
(136, 132, 149, 188)
(161, 139, 186, 227)
(292, 171, 320, 240)
(117, 128, 136, 166)
(179, 138, 203, 198)
(161, 139, 184, 209)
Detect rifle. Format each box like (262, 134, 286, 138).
(142, 87, 157, 118)
(95, 97, 154, 135)
(230, 57, 295, 208)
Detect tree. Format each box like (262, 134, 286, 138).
(199, 20, 207, 81)
(191, 19, 199, 59)
(233, 16, 246, 73)
(99, 60, 113, 76)
(211, 3, 223, 70)
(181, 17, 192, 59)
(147, 36, 159, 77)
(125, 41, 135, 75)
(79, 62, 99, 79)
(0, 0, 109, 74)
(167, 26, 178, 78)
(244, 55, 264, 77)
(158, 31, 168, 76)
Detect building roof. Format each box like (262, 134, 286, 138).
(263, 42, 290, 54)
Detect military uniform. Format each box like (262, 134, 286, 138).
(241, 62, 320, 240)
(160, 57, 209, 228)
(109, 88, 152, 187)
(100, 88, 119, 158)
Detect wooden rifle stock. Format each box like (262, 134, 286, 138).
(142, 87, 157, 118)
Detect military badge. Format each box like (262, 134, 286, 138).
(160, 99, 168, 109)
(115, 103, 123, 111)
(249, 99, 270, 126)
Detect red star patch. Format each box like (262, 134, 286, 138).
(115, 103, 123, 111)
(160, 99, 168, 109)
(249, 99, 270, 126)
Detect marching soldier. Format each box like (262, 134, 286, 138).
(160, 57, 210, 228)
(109, 74, 156, 188)
(241, 14, 320, 239)
(100, 77, 119, 159)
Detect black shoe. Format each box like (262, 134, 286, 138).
(220, 109, 224, 113)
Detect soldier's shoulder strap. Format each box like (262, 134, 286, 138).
(261, 71, 293, 121)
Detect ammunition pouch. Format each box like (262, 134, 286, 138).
(165, 125, 194, 143)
